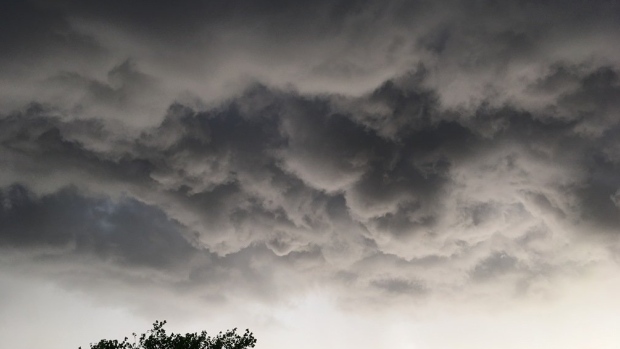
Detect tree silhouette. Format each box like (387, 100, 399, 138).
(81, 320, 257, 349)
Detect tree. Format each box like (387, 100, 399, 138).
(81, 320, 257, 349)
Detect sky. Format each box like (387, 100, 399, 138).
(1, 0, 620, 348)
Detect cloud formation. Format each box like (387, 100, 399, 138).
(1, 0, 619, 315)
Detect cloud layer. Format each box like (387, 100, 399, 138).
(1, 0, 620, 314)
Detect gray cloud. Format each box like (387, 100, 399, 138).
(0, 185, 196, 269)
(1, 0, 620, 316)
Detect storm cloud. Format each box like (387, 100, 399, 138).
(1, 0, 620, 347)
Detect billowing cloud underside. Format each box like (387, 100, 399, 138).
(1, 0, 619, 307)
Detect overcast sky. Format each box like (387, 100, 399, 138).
(1, 0, 620, 348)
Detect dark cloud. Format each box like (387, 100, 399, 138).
(0, 184, 196, 269)
(470, 252, 520, 282)
(372, 277, 427, 295)
(1, 0, 620, 314)
(0, 1, 103, 65)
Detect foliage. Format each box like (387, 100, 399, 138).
(81, 320, 257, 349)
